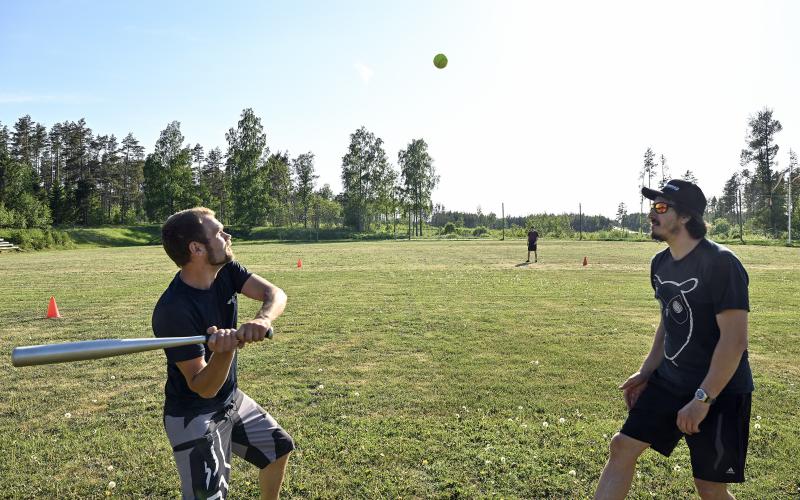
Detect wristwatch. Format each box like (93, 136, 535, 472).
(694, 388, 716, 405)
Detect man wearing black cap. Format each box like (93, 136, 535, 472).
(594, 180, 753, 499)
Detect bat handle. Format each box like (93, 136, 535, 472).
(203, 327, 274, 343)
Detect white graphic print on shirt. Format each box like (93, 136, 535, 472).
(654, 274, 698, 366)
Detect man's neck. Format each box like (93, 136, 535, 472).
(179, 263, 223, 290)
(667, 232, 703, 261)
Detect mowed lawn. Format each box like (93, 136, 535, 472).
(0, 240, 798, 499)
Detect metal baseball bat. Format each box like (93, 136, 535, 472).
(11, 328, 273, 367)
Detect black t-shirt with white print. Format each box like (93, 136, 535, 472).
(152, 261, 252, 416)
(649, 239, 754, 396)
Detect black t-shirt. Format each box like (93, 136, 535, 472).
(152, 261, 252, 416)
(528, 231, 539, 244)
(649, 239, 754, 396)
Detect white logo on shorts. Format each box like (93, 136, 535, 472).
(726, 467, 735, 474)
(204, 461, 212, 488)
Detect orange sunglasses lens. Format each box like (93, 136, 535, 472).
(652, 202, 669, 214)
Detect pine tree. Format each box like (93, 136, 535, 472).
(120, 133, 145, 223)
(191, 144, 205, 186)
(638, 148, 656, 233)
(292, 152, 317, 228)
(265, 151, 292, 226)
(11, 115, 35, 169)
(681, 170, 699, 184)
(199, 147, 226, 219)
(719, 173, 741, 224)
(98, 135, 122, 223)
(62, 119, 93, 224)
(616, 202, 628, 228)
(658, 154, 670, 188)
(225, 109, 269, 226)
(741, 108, 783, 235)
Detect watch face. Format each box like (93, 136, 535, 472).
(695, 389, 706, 400)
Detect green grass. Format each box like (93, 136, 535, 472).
(64, 225, 161, 247)
(0, 240, 798, 498)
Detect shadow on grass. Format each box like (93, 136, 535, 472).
(65, 226, 161, 247)
(0, 316, 55, 328)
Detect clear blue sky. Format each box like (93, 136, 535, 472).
(2, 1, 799, 217)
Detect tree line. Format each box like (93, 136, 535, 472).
(624, 107, 799, 238)
(0, 109, 439, 233)
(432, 206, 616, 234)
(4, 106, 798, 239)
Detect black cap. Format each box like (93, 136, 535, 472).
(642, 179, 706, 216)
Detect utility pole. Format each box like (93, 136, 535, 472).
(773, 161, 799, 244)
(737, 187, 744, 244)
(579, 203, 583, 240)
(638, 185, 643, 235)
(501, 202, 505, 241)
(789, 170, 793, 244)
(788, 150, 798, 244)
(315, 199, 320, 242)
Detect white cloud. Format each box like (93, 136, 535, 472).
(354, 62, 374, 84)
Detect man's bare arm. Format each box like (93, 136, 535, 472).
(675, 309, 748, 434)
(176, 328, 239, 398)
(640, 320, 666, 377)
(699, 309, 749, 398)
(620, 320, 665, 409)
(236, 274, 288, 342)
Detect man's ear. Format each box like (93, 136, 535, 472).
(188, 241, 205, 256)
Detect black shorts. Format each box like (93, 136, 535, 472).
(528, 243, 537, 251)
(620, 381, 751, 483)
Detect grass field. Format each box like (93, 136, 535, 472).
(0, 240, 798, 498)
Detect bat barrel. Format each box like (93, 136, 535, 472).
(11, 336, 208, 367)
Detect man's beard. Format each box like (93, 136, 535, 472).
(208, 246, 234, 266)
(650, 230, 664, 242)
(650, 221, 679, 242)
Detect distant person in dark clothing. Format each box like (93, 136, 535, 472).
(526, 228, 539, 263)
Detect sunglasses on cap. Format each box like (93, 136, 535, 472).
(650, 201, 673, 214)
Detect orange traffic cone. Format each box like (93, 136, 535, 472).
(297, 259, 302, 268)
(582, 256, 588, 267)
(47, 296, 61, 318)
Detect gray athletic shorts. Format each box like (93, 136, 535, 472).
(163, 389, 294, 499)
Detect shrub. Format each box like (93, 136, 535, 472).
(711, 218, 731, 236)
(0, 204, 16, 227)
(472, 226, 488, 237)
(0, 228, 74, 250)
(442, 222, 456, 235)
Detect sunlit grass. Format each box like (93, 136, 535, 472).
(0, 240, 797, 498)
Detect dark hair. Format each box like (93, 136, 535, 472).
(161, 207, 215, 266)
(674, 204, 707, 239)
(686, 217, 707, 239)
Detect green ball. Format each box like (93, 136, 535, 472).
(433, 53, 448, 69)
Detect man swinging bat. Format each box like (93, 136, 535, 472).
(153, 207, 294, 500)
